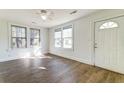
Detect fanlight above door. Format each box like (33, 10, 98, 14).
(99, 21, 118, 29)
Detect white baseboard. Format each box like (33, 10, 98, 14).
(49, 52, 93, 66)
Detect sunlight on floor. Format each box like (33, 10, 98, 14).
(21, 52, 52, 59)
(22, 54, 52, 59)
(21, 47, 52, 59)
(38, 67, 47, 70)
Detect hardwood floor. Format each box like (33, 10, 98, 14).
(0, 54, 124, 83)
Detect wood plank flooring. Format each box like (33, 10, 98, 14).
(0, 54, 124, 83)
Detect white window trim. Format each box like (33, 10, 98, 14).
(30, 28, 41, 48)
(54, 28, 62, 49)
(11, 25, 27, 49)
(54, 24, 74, 51)
(8, 22, 28, 50)
(62, 24, 74, 50)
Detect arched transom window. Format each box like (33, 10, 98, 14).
(99, 21, 118, 29)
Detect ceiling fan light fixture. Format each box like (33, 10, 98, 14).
(41, 15, 47, 20)
(38, 10, 54, 21)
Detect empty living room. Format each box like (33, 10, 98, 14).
(0, 9, 124, 83)
(1, 0, 124, 92)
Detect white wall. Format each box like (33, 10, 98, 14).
(0, 19, 49, 62)
(49, 10, 124, 65)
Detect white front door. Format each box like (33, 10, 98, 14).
(95, 16, 124, 73)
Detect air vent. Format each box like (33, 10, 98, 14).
(70, 10, 77, 15)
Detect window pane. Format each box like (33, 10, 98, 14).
(30, 28, 40, 47)
(12, 31, 16, 37)
(34, 39, 39, 46)
(32, 31, 39, 38)
(31, 39, 39, 47)
(62, 27, 72, 38)
(30, 38, 33, 46)
(63, 38, 72, 48)
(12, 38, 17, 48)
(54, 26, 73, 49)
(30, 29, 40, 38)
(34, 31, 39, 38)
(11, 25, 27, 48)
(30, 31, 34, 39)
(12, 26, 16, 31)
(16, 28, 22, 37)
(55, 31, 61, 39)
(21, 28, 26, 37)
(55, 38, 61, 48)
(12, 38, 23, 48)
(21, 39, 26, 48)
(12, 27, 16, 37)
(54, 28, 62, 48)
(12, 38, 26, 48)
(16, 38, 22, 48)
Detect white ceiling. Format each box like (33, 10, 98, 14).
(0, 9, 100, 28)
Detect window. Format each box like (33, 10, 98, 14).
(62, 26, 73, 48)
(99, 21, 118, 29)
(54, 28, 62, 48)
(11, 25, 27, 48)
(54, 25, 73, 49)
(30, 28, 40, 47)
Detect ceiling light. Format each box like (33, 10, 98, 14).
(37, 10, 54, 21)
(41, 15, 47, 20)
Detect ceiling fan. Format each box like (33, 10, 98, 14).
(37, 10, 54, 21)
